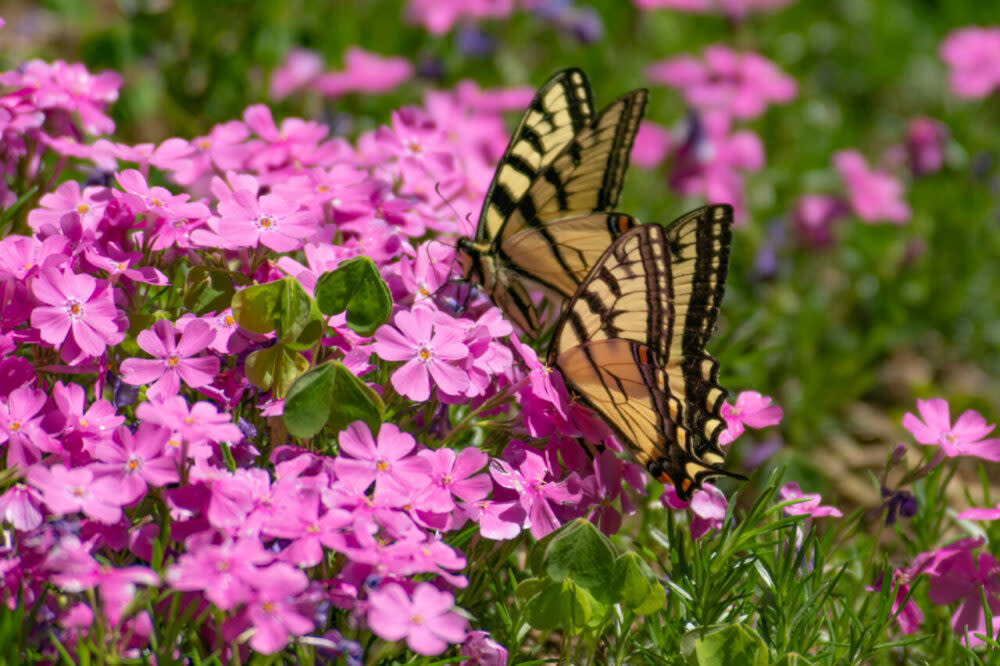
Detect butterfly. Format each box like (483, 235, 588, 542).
(546, 205, 744, 500)
(457, 68, 648, 337)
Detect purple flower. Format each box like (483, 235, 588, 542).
(367, 582, 468, 655)
(906, 117, 949, 177)
(792, 194, 849, 249)
(490, 446, 582, 539)
(941, 27, 1000, 99)
(27, 463, 126, 524)
(461, 630, 508, 665)
(833, 150, 910, 224)
(719, 391, 783, 446)
(902, 398, 1000, 461)
(661, 484, 729, 538)
(332, 421, 432, 499)
(778, 482, 842, 518)
(373, 306, 470, 401)
(120, 319, 220, 401)
(30, 266, 124, 361)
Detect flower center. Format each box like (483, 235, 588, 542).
(184, 416, 195, 424)
(316, 184, 329, 193)
(66, 299, 85, 320)
(168, 355, 180, 367)
(376, 460, 389, 472)
(419, 347, 431, 362)
(10, 421, 21, 432)
(257, 215, 275, 230)
(411, 613, 423, 625)
(408, 141, 422, 154)
(224, 315, 236, 326)
(72, 487, 85, 497)
(127, 458, 140, 471)
(77, 203, 89, 214)
(198, 139, 210, 149)
(78, 418, 89, 428)
(151, 198, 163, 208)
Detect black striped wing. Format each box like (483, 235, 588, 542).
(547, 208, 739, 499)
(463, 69, 648, 337)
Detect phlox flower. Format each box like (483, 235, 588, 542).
(171, 119, 251, 186)
(579, 449, 635, 536)
(27, 180, 108, 234)
(490, 445, 582, 539)
(631, 120, 672, 169)
(719, 390, 783, 446)
(778, 482, 842, 518)
(30, 266, 124, 361)
(940, 27, 1000, 99)
(647, 45, 796, 119)
(242, 104, 329, 172)
(115, 169, 203, 220)
(332, 421, 432, 499)
(0, 482, 44, 531)
(902, 398, 1000, 461)
(791, 194, 848, 249)
(83, 243, 168, 285)
(416, 446, 491, 515)
(905, 117, 948, 177)
(91, 423, 179, 503)
(461, 631, 509, 666)
(464, 498, 523, 540)
(367, 582, 468, 655)
(374, 306, 470, 401)
(957, 502, 1000, 522)
(833, 150, 910, 224)
(136, 395, 242, 448)
(245, 562, 313, 654)
(16, 59, 122, 135)
(923, 541, 1000, 647)
(661, 483, 729, 538)
(405, 0, 516, 35)
(262, 491, 352, 566)
(868, 570, 924, 635)
(120, 319, 220, 401)
(165, 535, 274, 610)
(316, 47, 413, 98)
(27, 463, 126, 524)
(0, 385, 60, 468)
(271, 48, 324, 99)
(0, 234, 68, 282)
(399, 241, 456, 302)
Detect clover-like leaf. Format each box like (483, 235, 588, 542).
(314, 256, 392, 336)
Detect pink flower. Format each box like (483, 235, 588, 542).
(833, 150, 910, 224)
(631, 120, 672, 169)
(374, 307, 470, 401)
(271, 48, 325, 99)
(17, 59, 121, 135)
(0, 385, 60, 468)
(30, 266, 124, 360)
(165, 535, 274, 610)
(91, 423, 179, 502)
(902, 398, 1000, 461)
(333, 421, 432, 498)
(245, 563, 313, 654)
(490, 446, 582, 539)
(791, 194, 849, 249)
(367, 582, 468, 655)
(207, 172, 318, 252)
(27, 463, 125, 524)
(957, 502, 1000, 522)
(0, 482, 44, 531)
(660, 484, 729, 538)
(778, 482, 842, 518)
(405, 0, 516, 35)
(136, 395, 242, 447)
(868, 570, 924, 635)
(905, 117, 949, 177)
(242, 105, 328, 172)
(940, 27, 1000, 99)
(461, 630, 508, 666)
(120, 319, 220, 401)
(719, 391, 783, 446)
(316, 47, 413, 98)
(416, 446, 491, 514)
(27, 180, 107, 234)
(116, 169, 208, 221)
(647, 46, 796, 119)
(923, 542, 1000, 647)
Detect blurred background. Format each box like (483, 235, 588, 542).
(4, 0, 1000, 505)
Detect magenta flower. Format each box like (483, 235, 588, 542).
(0, 385, 60, 468)
(17, 59, 121, 135)
(631, 120, 672, 169)
(367, 582, 468, 655)
(461, 630, 508, 666)
(868, 570, 924, 635)
(136, 395, 242, 446)
(833, 150, 910, 224)
(271, 48, 324, 99)
(906, 117, 948, 177)
(91, 423, 179, 502)
(242, 105, 329, 172)
(262, 492, 352, 566)
(416, 446, 491, 514)
(647, 45, 796, 119)
(925, 544, 1000, 647)
(902, 398, 1000, 461)
(405, 0, 516, 35)
(120, 319, 220, 401)
(374, 307, 470, 401)
(940, 27, 1000, 99)
(316, 47, 413, 98)
(27, 180, 107, 234)
(245, 563, 313, 654)
(490, 446, 582, 539)
(957, 502, 1000, 522)
(661, 484, 729, 538)
(792, 194, 849, 249)
(165, 535, 274, 610)
(332, 421, 431, 498)
(30, 266, 124, 360)
(0, 482, 44, 531)
(210, 172, 318, 252)
(27, 463, 125, 524)
(633, 0, 794, 19)
(778, 482, 842, 518)
(719, 391, 783, 446)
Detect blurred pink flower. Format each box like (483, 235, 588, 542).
(316, 47, 413, 98)
(957, 502, 1000, 521)
(719, 391, 783, 446)
(670, 111, 764, 222)
(367, 582, 468, 655)
(833, 149, 910, 224)
(0, 386, 60, 468)
(920, 540, 1000, 647)
(648, 45, 796, 119)
(461, 630, 508, 665)
(406, 0, 516, 35)
(868, 570, 923, 635)
(631, 120, 672, 168)
(373, 307, 470, 401)
(120, 319, 220, 401)
(30, 266, 124, 360)
(13, 59, 121, 135)
(906, 116, 948, 177)
(778, 482, 842, 518)
(902, 398, 1000, 461)
(28, 463, 125, 524)
(245, 562, 313, 654)
(271, 48, 325, 100)
(0, 482, 44, 531)
(940, 27, 1000, 99)
(165, 535, 273, 610)
(792, 194, 848, 249)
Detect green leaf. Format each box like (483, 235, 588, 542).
(284, 299, 324, 352)
(522, 579, 593, 634)
(184, 265, 238, 315)
(282, 361, 383, 440)
(231, 277, 314, 342)
(543, 518, 617, 604)
(614, 551, 666, 615)
(680, 624, 769, 666)
(513, 577, 547, 608)
(244, 343, 309, 397)
(314, 256, 392, 336)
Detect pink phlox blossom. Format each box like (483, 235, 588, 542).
(923, 541, 1000, 647)
(267, 491, 353, 566)
(0, 482, 44, 531)
(905, 117, 948, 177)
(27, 180, 108, 234)
(136, 394, 242, 448)
(868, 569, 924, 635)
(631, 120, 672, 168)
(269, 164, 369, 222)
(91, 423, 178, 502)
(30, 265, 124, 362)
(669, 111, 764, 223)
(465, 497, 524, 540)
(633, 0, 795, 18)
(243, 562, 313, 654)
(778, 482, 843, 518)
(372, 108, 457, 186)
(661, 483, 729, 538)
(415, 446, 491, 517)
(333, 422, 432, 500)
(792, 194, 849, 249)
(719, 390, 783, 445)
(902, 398, 1000, 461)
(242, 104, 329, 172)
(367, 582, 468, 655)
(323, 474, 414, 549)
(316, 47, 413, 97)
(15, 59, 121, 135)
(165, 534, 274, 610)
(461, 630, 509, 665)
(405, 0, 516, 35)
(833, 149, 910, 224)
(647, 46, 796, 119)
(271, 48, 325, 99)
(83, 242, 168, 285)
(579, 449, 634, 536)
(27, 463, 125, 523)
(399, 241, 456, 303)
(511, 337, 570, 419)
(491, 444, 582, 539)
(115, 169, 196, 220)
(51, 380, 122, 449)
(374, 306, 470, 401)
(940, 27, 1000, 99)
(957, 501, 1000, 522)
(0, 385, 61, 467)
(120, 318, 220, 401)
(0, 234, 68, 282)
(172, 119, 252, 186)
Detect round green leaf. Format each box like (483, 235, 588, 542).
(614, 551, 666, 615)
(543, 519, 617, 604)
(314, 256, 392, 336)
(680, 624, 769, 666)
(282, 362, 338, 439)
